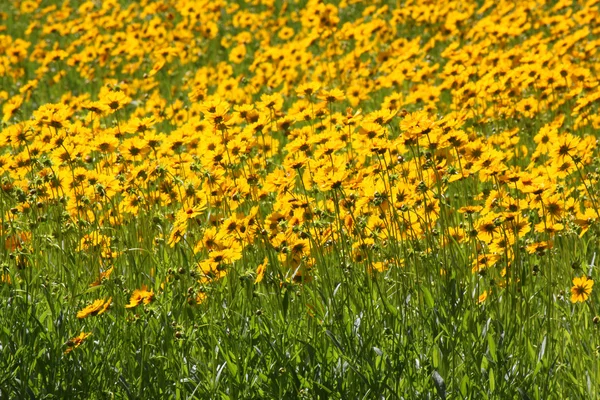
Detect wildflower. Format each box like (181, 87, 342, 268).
(478, 290, 489, 304)
(100, 90, 131, 112)
(93, 134, 119, 154)
(198, 246, 243, 278)
(77, 298, 112, 319)
(359, 122, 385, 139)
(471, 253, 501, 273)
(229, 44, 246, 64)
(125, 286, 155, 308)
(515, 97, 538, 118)
(257, 94, 283, 112)
(255, 257, 268, 283)
(121, 137, 150, 159)
(33, 103, 70, 129)
(175, 202, 208, 222)
(2, 95, 23, 122)
(368, 262, 387, 274)
(526, 241, 553, 255)
(296, 82, 320, 98)
(4, 232, 31, 251)
(201, 101, 232, 128)
(458, 205, 482, 214)
(571, 276, 593, 303)
(82, 100, 109, 115)
(347, 84, 369, 107)
(0, 274, 11, 284)
(278, 26, 295, 40)
(538, 192, 565, 221)
(64, 332, 92, 355)
(147, 58, 165, 77)
(474, 213, 502, 243)
(89, 267, 114, 287)
(533, 124, 558, 155)
(195, 291, 207, 305)
(534, 219, 564, 235)
(125, 117, 156, 134)
(574, 208, 598, 237)
(550, 133, 580, 161)
(168, 218, 188, 247)
(318, 88, 345, 103)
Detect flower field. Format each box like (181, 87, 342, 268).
(1, 0, 600, 398)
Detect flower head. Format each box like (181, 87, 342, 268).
(571, 276, 593, 303)
(64, 332, 92, 355)
(125, 286, 155, 308)
(77, 298, 112, 319)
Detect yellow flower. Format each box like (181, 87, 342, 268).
(229, 44, 246, 64)
(296, 82, 320, 98)
(147, 58, 165, 77)
(317, 88, 345, 103)
(100, 90, 131, 112)
(571, 276, 593, 303)
(168, 218, 188, 247)
(255, 258, 268, 284)
(0, 273, 11, 284)
(89, 267, 114, 287)
(2, 94, 23, 122)
(77, 298, 112, 319)
(125, 286, 155, 309)
(478, 290, 490, 304)
(368, 262, 387, 274)
(175, 202, 207, 222)
(64, 332, 92, 355)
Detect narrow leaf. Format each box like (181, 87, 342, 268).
(487, 334, 497, 362)
(422, 286, 434, 309)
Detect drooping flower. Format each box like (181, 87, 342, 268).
(0, 274, 11, 284)
(168, 218, 188, 247)
(478, 290, 490, 304)
(255, 258, 268, 284)
(2, 94, 23, 122)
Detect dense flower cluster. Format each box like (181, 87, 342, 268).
(1, 0, 599, 343)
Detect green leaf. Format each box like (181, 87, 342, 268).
(566, 371, 579, 387)
(563, 329, 572, 345)
(325, 330, 344, 353)
(77, 284, 103, 297)
(282, 289, 289, 320)
(487, 334, 497, 363)
(432, 345, 440, 369)
(460, 375, 469, 396)
(489, 368, 495, 393)
(421, 286, 434, 309)
(527, 339, 536, 363)
(461, 310, 471, 332)
(533, 361, 542, 376)
(226, 351, 238, 378)
(481, 356, 488, 371)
